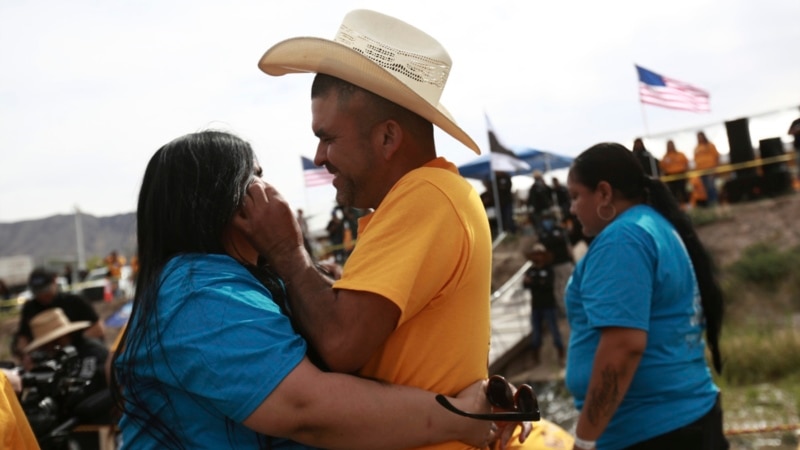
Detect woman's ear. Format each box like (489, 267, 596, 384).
(596, 181, 614, 204)
(230, 197, 253, 235)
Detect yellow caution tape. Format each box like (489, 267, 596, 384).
(660, 151, 797, 182)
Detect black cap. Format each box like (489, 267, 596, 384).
(28, 267, 56, 291)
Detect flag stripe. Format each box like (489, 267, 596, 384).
(636, 65, 710, 113)
(301, 156, 334, 187)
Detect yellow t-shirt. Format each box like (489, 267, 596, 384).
(1, 372, 40, 450)
(334, 157, 492, 450)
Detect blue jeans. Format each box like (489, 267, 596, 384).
(700, 174, 717, 205)
(530, 308, 564, 350)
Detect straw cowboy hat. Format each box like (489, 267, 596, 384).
(524, 242, 551, 260)
(258, 9, 481, 155)
(24, 308, 91, 352)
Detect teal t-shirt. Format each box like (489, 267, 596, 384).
(118, 254, 318, 449)
(564, 205, 718, 449)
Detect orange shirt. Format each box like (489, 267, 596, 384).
(694, 142, 720, 170)
(660, 151, 689, 175)
(334, 158, 491, 450)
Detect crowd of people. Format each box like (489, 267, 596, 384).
(3, 7, 767, 450)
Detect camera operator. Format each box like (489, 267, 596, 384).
(13, 268, 105, 371)
(23, 308, 109, 393)
(16, 308, 113, 449)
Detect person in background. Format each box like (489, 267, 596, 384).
(104, 250, 125, 279)
(564, 142, 727, 450)
(104, 250, 126, 298)
(112, 130, 499, 450)
(536, 211, 573, 317)
(522, 243, 565, 368)
(527, 171, 553, 233)
(12, 267, 104, 371)
(551, 177, 570, 221)
(129, 251, 139, 288)
(693, 131, 720, 206)
(659, 140, 690, 206)
(63, 264, 74, 287)
(496, 171, 517, 234)
(480, 177, 500, 237)
(631, 138, 660, 178)
(325, 210, 345, 263)
(23, 308, 111, 417)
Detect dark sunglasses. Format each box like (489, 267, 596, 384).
(435, 375, 540, 421)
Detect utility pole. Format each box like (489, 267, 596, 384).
(74, 205, 86, 271)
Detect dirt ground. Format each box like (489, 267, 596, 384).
(492, 191, 800, 286)
(694, 193, 800, 267)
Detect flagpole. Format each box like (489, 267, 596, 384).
(640, 99, 651, 138)
(484, 112, 504, 233)
(490, 164, 503, 234)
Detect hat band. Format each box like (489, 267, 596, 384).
(335, 24, 449, 104)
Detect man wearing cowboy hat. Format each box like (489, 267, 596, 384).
(12, 267, 105, 371)
(242, 9, 507, 449)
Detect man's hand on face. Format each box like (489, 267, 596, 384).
(235, 180, 306, 265)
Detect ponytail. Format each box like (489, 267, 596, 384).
(644, 177, 724, 373)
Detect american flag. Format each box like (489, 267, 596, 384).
(301, 156, 334, 187)
(636, 65, 710, 113)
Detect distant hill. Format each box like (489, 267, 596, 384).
(0, 212, 137, 267)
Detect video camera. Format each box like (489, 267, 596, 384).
(19, 345, 93, 449)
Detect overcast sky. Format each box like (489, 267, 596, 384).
(1, 0, 798, 231)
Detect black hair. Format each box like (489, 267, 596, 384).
(110, 130, 278, 449)
(311, 73, 432, 138)
(569, 142, 724, 374)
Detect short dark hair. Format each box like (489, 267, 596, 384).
(311, 73, 432, 136)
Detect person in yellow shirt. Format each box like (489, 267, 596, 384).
(250, 9, 567, 449)
(693, 131, 720, 205)
(660, 140, 690, 206)
(1, 370, 40, 449)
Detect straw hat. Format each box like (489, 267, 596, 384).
(258, 9, 480, 155)
(524, 242, 550, 259)
(24, 308, 91, 352)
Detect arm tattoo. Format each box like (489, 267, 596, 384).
(585, 365, 621, 426)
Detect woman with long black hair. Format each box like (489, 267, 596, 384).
(564, 143, 727, 450)
(110, 130, 497, 450)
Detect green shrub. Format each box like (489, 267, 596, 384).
(718, 325, 800, 386)
(688, 207, 723, 227)
(726, 243, 796, 289)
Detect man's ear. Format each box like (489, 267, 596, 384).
(373, 119, 402, 160)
